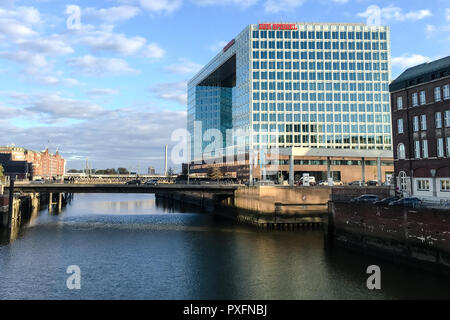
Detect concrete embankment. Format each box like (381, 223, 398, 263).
(327, 201, 450, 274)
(155, 185, 392, 229)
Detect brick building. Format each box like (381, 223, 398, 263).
(389, 56, 450, 200)
(0, 146, 66, 180)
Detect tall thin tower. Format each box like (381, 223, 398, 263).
(164, 144, 168, 176)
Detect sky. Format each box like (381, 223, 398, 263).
(0, 0, 449, 173)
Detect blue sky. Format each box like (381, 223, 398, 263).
(0, 0, 449, 173)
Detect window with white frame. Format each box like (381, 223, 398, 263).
(445, 110, 450, 127)
(447, 137, 450, 156)
(438, 138, 444, 157)
(444, 85, 450, 100)
(417, 179, 430, 191)
(434, 87, 441, 101)
(436, 112, 442, 128)
(397, 118, 404, 133)
(399, 171, 407, 191)
(414, 140, 421, 158)
(413, 116, 419, 131)
(422, 140, 428, 158)
(397, 96, 403, 110)
(412, 92, 418, 106)
(441, 180, 450, 192)
(420, 91, 426, 105)
(397, 143, 406, 159)
(420, 114, 427, 130)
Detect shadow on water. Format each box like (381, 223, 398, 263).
(0, 193, 449, 299)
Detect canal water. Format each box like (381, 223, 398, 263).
(1, 193, 449, 300)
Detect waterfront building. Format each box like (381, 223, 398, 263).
(187, 22, 394, 183)
(148, 166, 156, 175)
(390, 56, 450, 200)
(0, 146, 66, 180)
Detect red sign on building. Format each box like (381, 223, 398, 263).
(258, 23, 297, 30)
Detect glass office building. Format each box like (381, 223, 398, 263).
(188, 23, 392, 161)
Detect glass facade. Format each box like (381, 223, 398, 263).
(188, 23, 392, 160)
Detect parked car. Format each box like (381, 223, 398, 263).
(389, 197, 422, 208)
(126, 179, 141, 185)
(374, 196, 399, 206)
(144, 179, 158, 186)
(366, 180, 379, 186)
(348, 180, 365, 186)
(319, 180, 343, 186)
(31, 179, 45, 184)
(350, 194, 379, 204)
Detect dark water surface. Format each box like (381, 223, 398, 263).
(1, 193, 449, 300)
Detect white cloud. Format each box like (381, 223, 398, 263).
(138, 0, 182, 13)
(391, 53, 432, 69)
(164, 58, 202, 74)
(84, 6, 141, 23)
(78, 29, 147, 55)
(0, 50, 49, 72)
(8, 93, 106, 120)
(1, 108, 187, 171)
(150, 81, 187, 105)
(193, 0, 257, 8)
(143, 43, 166, 58)
(86, 88, 120, 96)
(446, 8, 450, 22)
(425, 24, 436, 39)
(358, 5, 432, 23)
(208, 40, 228, 52)
(16, 36, 74, 56)
(67, 55, 139, 76)
(264, 0, 307, 13)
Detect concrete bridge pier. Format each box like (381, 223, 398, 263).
(48, 192, 53, 213)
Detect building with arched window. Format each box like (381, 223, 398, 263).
(390, 56, 450, 200)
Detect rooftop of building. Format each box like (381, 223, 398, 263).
(0, 146, 62, 157)
(390, 56, 450, 92)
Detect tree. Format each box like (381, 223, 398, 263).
(208, 167, 223, 181)
(117, 168, 129, 174)
(167, 167, 175, 176)
(67, 169, 82, 173)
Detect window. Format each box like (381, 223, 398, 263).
(397, 118, 404, 133)
(444, 85, 450, 100)
(413, 116, 419, 131)
(397, 143, 406, 159)
(420, 91, 426, 105)
(422, 140, 428, 158)
(412, 93, 418, 106)
(437, 138, 444, 158)
(414, 140, 421, 158)
(417, 179, 430, 191)
(447, 137, 450, 156)
(397, 96, 403, 109)
(420, 114, 427, 130)
(442, 180, 450, 192)
(399, 171, 407, 191)
(435, 87, 441, 101)
(445, 110, 450, 127)
(436, 112, 442, 128)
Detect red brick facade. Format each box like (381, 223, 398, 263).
(0, 147, 66, 179)
(390, 57, 450, 200)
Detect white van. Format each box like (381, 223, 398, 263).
(298, 176, 316, 186)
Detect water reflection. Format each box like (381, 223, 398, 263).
(0, 193, 449, 300)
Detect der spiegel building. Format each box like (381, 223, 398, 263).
(187, 23, 394, 183)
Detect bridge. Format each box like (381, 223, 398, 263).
(6, 183, 238, 196)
